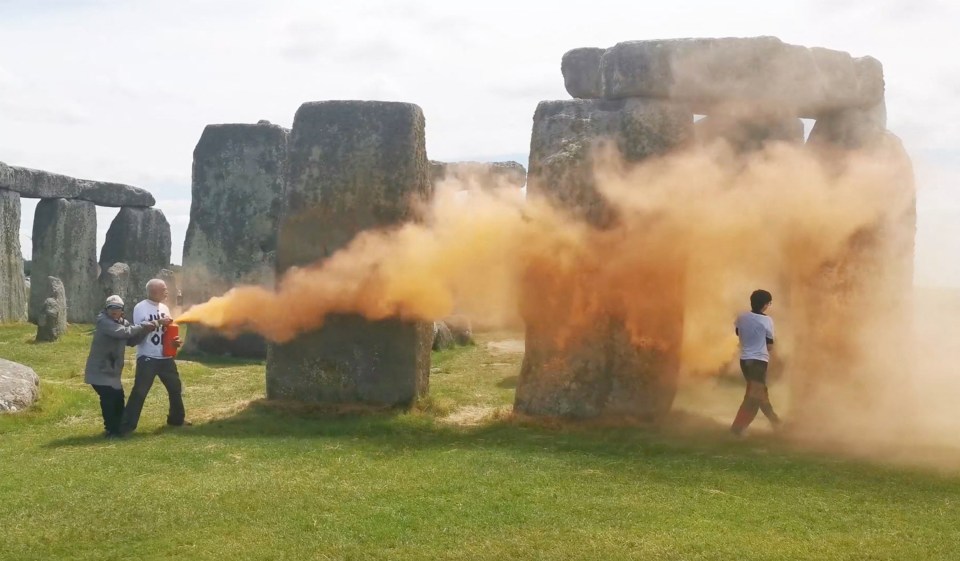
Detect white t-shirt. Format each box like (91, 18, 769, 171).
(133, 299, 172, 359)
(735, 312, 775, 362)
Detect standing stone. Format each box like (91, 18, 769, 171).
(432, 321, 456, 351)
(99, 207, 171, 317)
(0, 358, 40, 412)
(0, 189, 27, 322)
(181, 122, 287, 357)
(266, 101, 433, 406)
(445, 315, 474, 346)
(98, 262, 130, 308)
(515, 98, 693, 420)
(35, 276, 67, 342)
(30, 199, 97, 323)
(526, 98, 692, 225)
(790, 131, 915, 431)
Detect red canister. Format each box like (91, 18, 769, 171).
(162, 323, 180, 357)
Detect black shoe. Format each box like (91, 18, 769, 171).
(104, 431, 124, 439)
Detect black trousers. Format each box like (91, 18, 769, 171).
(91, 384, 125, 436)
(120, 357, 185, 433)
(731, 359, 780, 433)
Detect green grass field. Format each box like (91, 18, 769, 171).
(1, 323, 958, 560)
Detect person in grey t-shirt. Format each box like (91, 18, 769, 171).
(730, 289, 782, 435)
(84, 295, 157, 438)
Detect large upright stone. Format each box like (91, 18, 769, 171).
(35, 276, 67, 342)
(0, 161, 155, 207)
(99, 207, 171, 317)
(181, 121, 288, 357)
(791, 131, 915, 432)
(266, 101, 433, 406)
(561, 37, 884, 118)
(0, 189, 27, 322)
(515, 98, 693, 420)
(526, 98, 692, 225)
(30, 199, 97, 323)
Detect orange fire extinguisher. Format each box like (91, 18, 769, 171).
(162, 323, 180, 358)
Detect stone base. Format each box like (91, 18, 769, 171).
(515, 317, 678, 420)
(266, 315, 432, 407)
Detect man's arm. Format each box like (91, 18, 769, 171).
(99, 318, 150, 340)
(126, 325, 154, 346)
(765, 319, 775, 346)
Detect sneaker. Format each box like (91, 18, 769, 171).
(167, 420, 193, 427)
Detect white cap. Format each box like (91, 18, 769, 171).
(105, 295, 124, 309)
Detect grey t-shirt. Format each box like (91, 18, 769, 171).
(735, 312, 775, 362)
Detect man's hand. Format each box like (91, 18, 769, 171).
(172, 336, 182, 349)
(159, 317, 174, 326)
(142, 321, 158, 332)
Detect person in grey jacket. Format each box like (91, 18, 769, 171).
(84, 295, 157, 438)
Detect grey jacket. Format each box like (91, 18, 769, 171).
(84, 312, 151, 389)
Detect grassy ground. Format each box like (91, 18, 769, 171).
(1, 324, 958, 560)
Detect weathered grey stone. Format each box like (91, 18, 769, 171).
(444, 315, 474, 346)
(695, 111, 805, 151)
(0, 161, 155, 207)
(99, 207, 171, 317)
(559, 37, 883, 118)
(807, 100, 887, 150)
(429, 160, 526, 189)
(789, 132, 914, 430)
(516, 317, 680, 419)
(35, 276, 67, 342)
(527, 98, 693, 225)
(98, 262, 130, 310)
(30, 199, 98, 323)
(0, 358, 39, 412)
(0, 189, 27, 322)
(181, 122, 288, 357)
(432, 321, 456, 351)
(267, 100, 433, 407)
(562, 47, 605, 98)
(516, 97, 691, 420)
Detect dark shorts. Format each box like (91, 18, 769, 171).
(740, 359, 768, 384)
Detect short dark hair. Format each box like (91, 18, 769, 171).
(750, 289, 772, 313)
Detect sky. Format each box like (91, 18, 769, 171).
(1, 0, 958, 285)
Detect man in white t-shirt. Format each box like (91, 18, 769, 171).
(120, 278, 186, 434)
(730, 289, 781, 435)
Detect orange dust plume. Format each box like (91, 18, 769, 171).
(178, 139, 912, 364)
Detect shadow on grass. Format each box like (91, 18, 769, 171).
(156, 398, 767, 460)
(40, 396, 960, 487)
